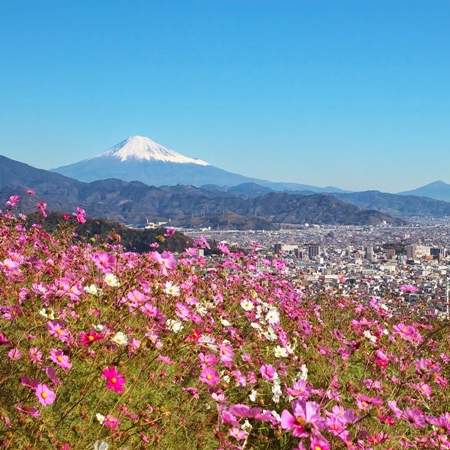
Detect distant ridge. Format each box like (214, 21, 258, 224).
(0, 152, 403, 228)
(398, 180, 450, 203)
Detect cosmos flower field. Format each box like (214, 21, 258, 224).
(0, 198, 450, 449)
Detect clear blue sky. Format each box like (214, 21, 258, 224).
(1, 0, 449, 193)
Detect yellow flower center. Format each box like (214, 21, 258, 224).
(41, 392, 48, 399)
(111, 377, 117, 383)
(56, 356, 63, 362)
(295, 417, 305, 425)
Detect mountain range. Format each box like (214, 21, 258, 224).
(0, 154, 401, 229)
(2, 135, 450, 229)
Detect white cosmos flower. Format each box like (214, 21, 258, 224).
(166, 319, 184, 333)
(265, 308, 280, 325)
(249, 389, 258, 402)
(363, 330, 377, 343)
(240, 299, 254, 311)
(300, 364, 308, 381)
(39, 308, 55, 320)
(164, 281, 180, 296)
(92, 324, 104, 332)
(273, 345, 288, 358)
(85, 284, 100, 295)
(95, 413, 105, 424)
(220, 318, 231, 326)
(104, 273, 120, 287)
(94, 440, 108, 450)
(112, 331, 129, 346)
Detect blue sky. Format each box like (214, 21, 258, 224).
(1, 1, 449, 193)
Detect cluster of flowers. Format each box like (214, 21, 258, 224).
(0, 196, 449, 449)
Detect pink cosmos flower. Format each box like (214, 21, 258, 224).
(218, 343, 234, 367)
(229, 404, 274, 421)
(417, 382, 432, 398)
(260, 364, 278, 381)
(73, 207, 86, 224)
(36, 201, 47, 218)
(403, 407, 426, 428)
(310, 431, 331, 450)
(286, 380, 312, 401)
(49, 348, 72, 370)
(281, 400, 328, 438)
(0, 333, 9, 345)
(79, 330, 104, 346)
(21, 377, 39, 389)
(102, 366, 126, 393)
(15, 405, 40, 417)
(35, 383, 56, 406)
(92, 252, 117, 273)
(45, 366, 61, 385)
(151, 251, 176, 275)
(8, 348, 22, 360)
(104, 414, 121, 429)
(29, 347, 43, 365)
(199, 367, 220, 386)
(401, 284, 418, 293)
(229, 428, 248, 441)
(164, 227, 176, 237)
(199, 352, 218, 366)
(47, 321, 70, 342)
(217, 242, 230, 255)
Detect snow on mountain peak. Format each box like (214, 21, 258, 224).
(91, 136, 210, 166)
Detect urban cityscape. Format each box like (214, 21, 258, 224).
(184, 218, 450, 317)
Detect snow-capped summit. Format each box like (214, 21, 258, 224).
(51, 136, 346, 193)
(91, 136, 210, 165)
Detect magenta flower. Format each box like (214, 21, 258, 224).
(73, 206, 86, 224)
(35, 383, 56, 406)
(79, 330, 104, 346)
(199, 367, 220, 386)
(102, 366, 126, 393)
(164, 227, 176, 237)
(401, 284, 418, 293)
(403, 407, 426, 428)
(36, 201, 47, 218)
(49, 348, 72, 370)
(104, 414, 121, 429)
(281, 400, 328, 438)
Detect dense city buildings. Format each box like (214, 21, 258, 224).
(183, 219, 450, 318)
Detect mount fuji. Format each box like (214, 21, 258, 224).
(51, 136, 346, 193)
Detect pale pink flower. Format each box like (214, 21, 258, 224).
(49, 348, 72, 370)
(35, 383, 56, 406)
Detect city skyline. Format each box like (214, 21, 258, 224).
(1, 1, 450, 193)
